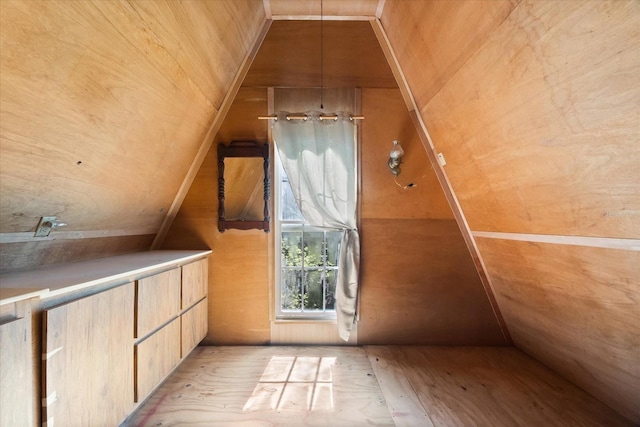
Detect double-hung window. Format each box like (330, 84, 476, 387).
(275, 153, 342, 320)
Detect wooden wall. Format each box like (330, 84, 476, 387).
(0, 0, 265, 272)
(381, 0, 639, 421)
(357, 88, 505, 345)
(162, 87, 271, 345)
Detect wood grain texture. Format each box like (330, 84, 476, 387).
(127, 345, 631, 426)
(384, 346, 633, 426)
(412, 1, 640, 238)
(181, 258, 208, 310)
(43, 283, 134, 426)
(360, 88, 452, 220)
(477, 238, 640, 423)
(0, 0, 264, 270)
(268, 0, 379, 17)
(136, 268, 181, 339)
(0, 300, 34, 427)
(381, 0, 518, 106)
(126, 346, 394, 426)
(365, 346, 434, 427)
(135, 317, 181, 403)
(180, 298, 208, 358)
(0, 235, 154, 274)
(358, 219, 506, 345)
(271, 320, 356, 345)
(243, 21, 396, 88)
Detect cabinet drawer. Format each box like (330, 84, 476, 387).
(135, 317, 181, 402)
(182, 258, 208, 309)
(181, 297, 208, 358)
(136, 268, 181, 338)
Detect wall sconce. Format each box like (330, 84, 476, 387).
(388, 140, 404, 176)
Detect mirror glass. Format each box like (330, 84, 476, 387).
(224, 158, 264, 221)
(218, 141, 270, 232)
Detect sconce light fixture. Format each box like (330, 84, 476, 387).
(388, 140, 404, 176)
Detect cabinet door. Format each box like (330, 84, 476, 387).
(0, 301, 34, 427)
(135, 318, 181, 402)
(43, 284, 134, 427)
(136, 268, 181, 338)
(182, 258, 208, 309)
(181, 297, 208, 358)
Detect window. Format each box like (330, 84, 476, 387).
(275, 153, 342, 319)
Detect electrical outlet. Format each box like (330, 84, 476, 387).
(34, 216, 57, 237)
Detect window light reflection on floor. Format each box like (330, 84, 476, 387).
(243, 356, 336, 412)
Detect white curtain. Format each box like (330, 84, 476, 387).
(272, 111, 359, 341)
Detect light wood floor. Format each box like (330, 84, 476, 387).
(125, 346, 632, 426)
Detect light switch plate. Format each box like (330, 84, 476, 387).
(437, 153, 447, 166)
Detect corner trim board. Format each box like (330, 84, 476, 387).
(473, 231, 640, 251)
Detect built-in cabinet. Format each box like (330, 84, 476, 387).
(0, 251, 210, 427)
(133, 258, 208, 403)
(42, 284, 135, 426)
(0, 298, 37, 426)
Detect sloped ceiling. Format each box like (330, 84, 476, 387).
(0, 0, 266, 270)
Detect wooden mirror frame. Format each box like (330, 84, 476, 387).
(218, 141, 270, 233)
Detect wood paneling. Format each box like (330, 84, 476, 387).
(0, 235, 154, 274)
(243, 21, 397, 88)
(0, 300, 34, 427)
(208, 230, 271, 345)
(136, 268, 181, 339)
(477, 237, 640, 423)
(360, 88, 452, 220)
(271, 320, 356, 345)
(358, 219, 505, 345)
(367, 346, 633, 426)
(43, 283, 134, 426)
(181, 298, 208, 358)
(135, 317, 181, 403)
(409, 1, 640, 238)
(381, 0, 518, 106)
(182, 258, 208, 309)
(268, 0, 380, 17)
(0, 0, 265, 270)
(162, 88, 271, 344)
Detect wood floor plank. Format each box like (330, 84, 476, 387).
(126, 346, 394, 426)
(393, 347, 633, 427)
(365, 346, 434, 427)
(126, 346, 632, 426)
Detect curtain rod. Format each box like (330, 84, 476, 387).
(258, 114, 364, 121)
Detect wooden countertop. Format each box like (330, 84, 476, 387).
(0, 250, 211, 305)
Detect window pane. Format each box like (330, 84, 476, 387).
(326, 232, 341, 267)
(280, 177, 304, 221)
(281, 269, 304, 310)
(325, 270, 337, 310)
(305, 269, 324, 311)
(304, 232, 325, 267)
(281, 231, 303, 267)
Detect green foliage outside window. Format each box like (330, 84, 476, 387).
(280, 231, 338, 312)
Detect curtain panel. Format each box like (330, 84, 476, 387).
(272, 111, 359, 341)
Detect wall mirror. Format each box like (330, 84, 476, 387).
(218, 141, 270, 232)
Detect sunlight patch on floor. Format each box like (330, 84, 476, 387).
(243, 356, 336, 412)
